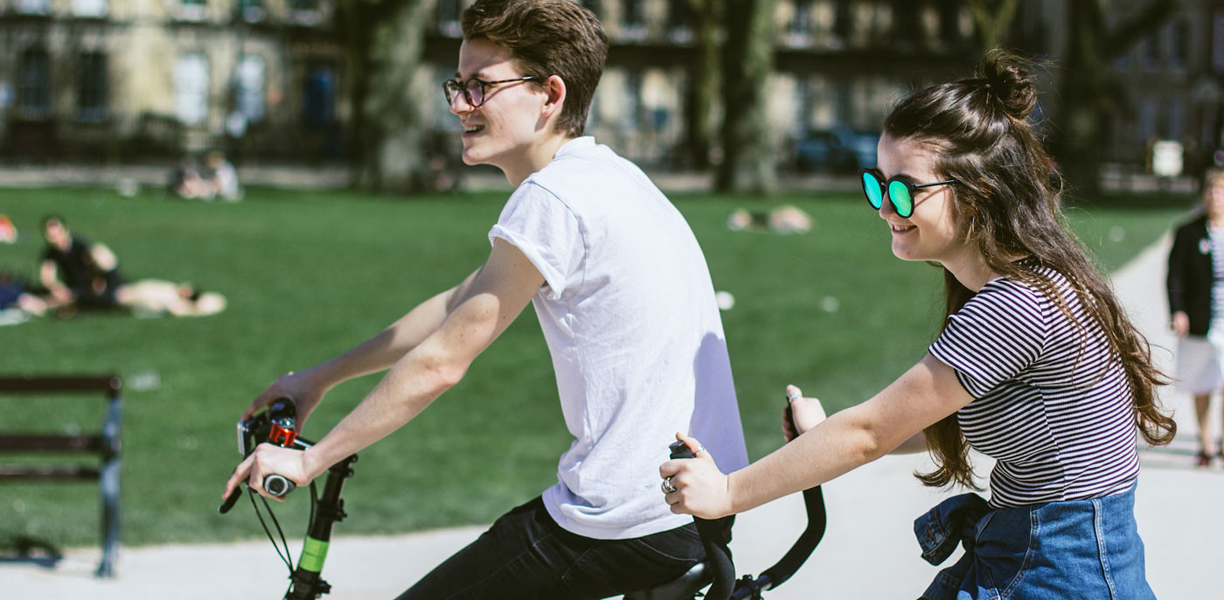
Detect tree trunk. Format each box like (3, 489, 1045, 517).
(716, 0, 777, 194)
(683, 0, 720, 170)
(345, 0, 437, 193)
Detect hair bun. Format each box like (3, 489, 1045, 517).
(981, 49, 1037, 120)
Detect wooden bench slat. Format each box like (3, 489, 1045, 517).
(0, 435, 103, 452)
(0, 375, 121, 395)
(0, 466, 100, 479)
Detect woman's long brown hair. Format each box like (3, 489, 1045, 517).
(884, 50, 1177, 489)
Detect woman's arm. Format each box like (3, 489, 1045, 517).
(662, 353, 974, 519)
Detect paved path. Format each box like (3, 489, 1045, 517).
(3, 235, 1222, 599)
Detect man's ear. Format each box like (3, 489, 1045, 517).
(542, 75, 567, 119)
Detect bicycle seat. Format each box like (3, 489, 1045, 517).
(623, 561, 710, 600)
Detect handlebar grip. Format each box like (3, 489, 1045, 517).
(218, 487, 243, 514)
(264, 474, 296, 497)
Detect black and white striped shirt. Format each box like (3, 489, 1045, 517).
(928, 267, 1139, 509)
(1208, 224, 1224, 322)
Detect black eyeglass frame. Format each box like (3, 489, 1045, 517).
(442, 76, 537, 108)
(859, 169, 957, 219)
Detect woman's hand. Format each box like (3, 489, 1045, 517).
(243, 368, 331, 430)
(659, 433, 734, 520)
(1171, 311, 1190, 337)
(782, 385, 826, 442)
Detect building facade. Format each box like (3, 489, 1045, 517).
(0, 0, 347, 164)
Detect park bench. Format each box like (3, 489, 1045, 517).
(0, 374, 122, 577)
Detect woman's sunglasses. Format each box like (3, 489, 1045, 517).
(860, 169, 956, 218)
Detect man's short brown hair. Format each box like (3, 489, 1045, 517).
(462, 0, 607, 137)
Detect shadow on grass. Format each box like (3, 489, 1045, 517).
(0, 535, 63, 568)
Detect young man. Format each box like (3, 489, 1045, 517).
(222, 0, 748, 597)
(39, 215, 124, 310)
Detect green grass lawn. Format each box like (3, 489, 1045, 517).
(0, 186, 1194, 548)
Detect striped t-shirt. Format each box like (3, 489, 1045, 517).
(1208, 224, 1224, 321)
(927, 267, 1139, 509)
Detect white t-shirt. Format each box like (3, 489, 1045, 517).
(488, 136, 749, 540)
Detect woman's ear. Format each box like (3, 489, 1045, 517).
(542, 75, 567, 119)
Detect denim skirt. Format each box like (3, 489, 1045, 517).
(916, 486, 1154, 600)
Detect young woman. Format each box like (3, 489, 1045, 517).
(660, 50, 1176, 599)
(1167, 167, 1224, 467)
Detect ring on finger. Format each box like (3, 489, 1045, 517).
(661, 476, 677, 494)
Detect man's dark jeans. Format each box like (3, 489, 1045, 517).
(397, 496, 711, 600)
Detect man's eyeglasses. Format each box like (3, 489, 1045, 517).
(442, 76, 536, 108)
(860, 169, 956, 218)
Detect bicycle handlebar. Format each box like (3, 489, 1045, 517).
(670, 396, 828, 600)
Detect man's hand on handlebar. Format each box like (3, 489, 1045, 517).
(782, 384, 826, 442)
(659, 432, 733, 520)
(243, 369, 329, 429)
(223, 443, 312, 501)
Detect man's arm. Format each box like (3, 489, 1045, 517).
(225, 239, 544, 497)
(241, 268, 481, 421)
(39, 259, 72, 305)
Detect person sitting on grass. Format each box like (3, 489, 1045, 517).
(39, 215, 124, 311)
(660, 50, 1176, 600)
(224, 1, 748, 598)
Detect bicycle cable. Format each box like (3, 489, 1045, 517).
(249, 487, 294, 573)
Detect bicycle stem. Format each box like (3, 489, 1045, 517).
(284, 453, 358, 600)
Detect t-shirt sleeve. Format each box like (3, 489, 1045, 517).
(488, 181, 584, 300)
(928, 280, 1047, 398)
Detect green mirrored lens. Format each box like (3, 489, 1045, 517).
(888, 180, 913, 217)
(862, 173, 883, 209)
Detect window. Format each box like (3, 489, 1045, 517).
(235, 55, 265, 123)
(175, 54, 210, 125)
(289, 0, 321, 25)
(72, 0, 108, 18)
(1138, 35, 1159, 71)
(624, 70, 642, 129)
(1137, 97, 1158, 143)
(1215, 13, 1224, 73)
(621, 0, 646, 40)
(77, 51, 108, 121)
(786, 1, 813, 47)
(304, 64, 337, 127)
(177, 0, 207, 20)
(15, 0, 51, 15)
(580, 0, 601, 19)
(18, 48, 51, 120)
(438, 0, 462, 37)
(1167, 99, 1185, 140)
(1167, 19, 1190, 71)
(667, 0, 693, 43)
(236, 0, 265, 22)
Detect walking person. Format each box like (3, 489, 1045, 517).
(1167, 167, 1224, 467)
(660, 50, 1176, 599)
(223, 1, 748, 598)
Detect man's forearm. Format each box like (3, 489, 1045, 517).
(310, 272, 478, 388)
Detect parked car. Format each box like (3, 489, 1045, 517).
(794, 126, 880, 174)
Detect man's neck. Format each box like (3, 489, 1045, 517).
(506, 134, 577, 187)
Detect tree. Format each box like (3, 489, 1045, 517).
(681, 0, 721, 170)
(967, 0, 1020, 50)
(336, 0, 438, 193)
(1055, 0, 1178, 195)
(717, 0, 778, 194)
